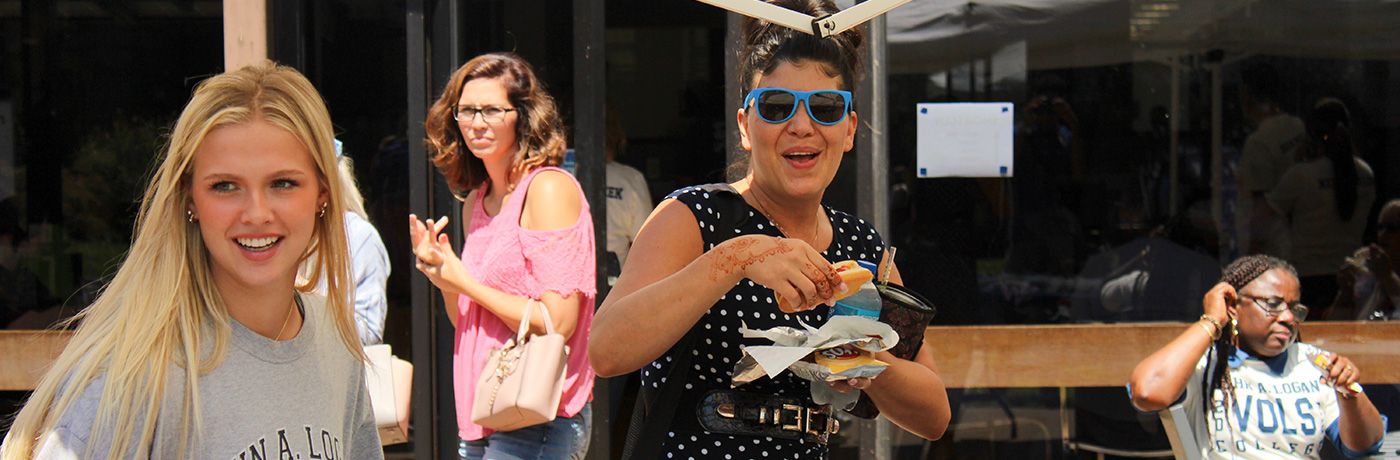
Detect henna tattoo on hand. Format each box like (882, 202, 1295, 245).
(807, 262, 834, 299)
(707, 237, 794, 281)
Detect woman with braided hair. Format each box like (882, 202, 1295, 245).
(1266, 98, 1376, 317)
(1129, 254, 1385, 459)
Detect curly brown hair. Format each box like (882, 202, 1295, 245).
(425, 52, 567, 195)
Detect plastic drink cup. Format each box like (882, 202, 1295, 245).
(831, 260, 881, 318)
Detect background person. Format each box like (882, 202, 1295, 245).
(1129, 254, 1385, 459)
(1266, 98, 1376, 319)
(334, 141, 391, 344)
(603, 104, 651, 286)
(1235, 62, 1305, 258)
(1006, 85, 1082, 277)
(302, 140, 392, 345)
(411, 52, 595, 460)
(600, 103, 653, 451)
(1332, 199, 1400, 321)
(0, 61, 380, 459)
(590, 1, 950, 457)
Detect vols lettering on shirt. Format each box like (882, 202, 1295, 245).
(232, 426, 343, 460)
(1207, 375, 1327, 455)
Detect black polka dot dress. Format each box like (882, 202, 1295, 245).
(640, 185, 887, 460)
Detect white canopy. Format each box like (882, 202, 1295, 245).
(886, 0, 1400, 74)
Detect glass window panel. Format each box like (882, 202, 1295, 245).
(885, 0, 1400, 456)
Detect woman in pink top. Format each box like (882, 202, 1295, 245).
(410, 52, 595, 460)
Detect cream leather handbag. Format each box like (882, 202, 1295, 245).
(471, 299, 570, 431)
(364, 344, 413, 445)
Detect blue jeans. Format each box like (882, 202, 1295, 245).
(459, 402, 592, 460)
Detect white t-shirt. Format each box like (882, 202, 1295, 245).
(1179, 343, 1381, 459)
(1236, 114, 1306, 256)
(32, 294, 381, 459)
(1239, 114, 1307, 194)
(1266, 157, 1377, 276)
(605, 161, 651, 268)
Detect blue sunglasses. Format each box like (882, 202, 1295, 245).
(743, 88, 853, 125)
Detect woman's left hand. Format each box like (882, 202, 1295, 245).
(1322, 353, 1362, 391)
(825, 347, 878, 393)
(827, 377, 872, 393)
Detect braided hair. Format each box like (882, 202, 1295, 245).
(1203, 254, 1298, 418)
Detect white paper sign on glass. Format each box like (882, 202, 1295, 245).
(915, 102, 1015, 178)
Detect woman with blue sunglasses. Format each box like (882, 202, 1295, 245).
(590, 0, 950, 458)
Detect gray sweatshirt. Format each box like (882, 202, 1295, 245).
(30, 293, 382, 459)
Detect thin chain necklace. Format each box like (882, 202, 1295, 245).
(751, 190, 820, 241)
(273, 298, 296, 341)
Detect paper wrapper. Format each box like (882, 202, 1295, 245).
(1306, 350, 1364, 396)
(730, 316, 898, 409)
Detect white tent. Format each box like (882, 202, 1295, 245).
(886, 0, 1129, 74)
(886, 0, 1400, 74)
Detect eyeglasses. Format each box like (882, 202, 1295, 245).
(1239, 294, 1309, 320)
(743, 88, 852, 125)
(455, 106, 516, 124)
(1379, 222, 1400, 234)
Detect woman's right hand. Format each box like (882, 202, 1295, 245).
(409, 214, 452, 286)
(1203, 282, 1236, 326)
(1131, 281, 1237, 411)
(721, 234, 845, 312)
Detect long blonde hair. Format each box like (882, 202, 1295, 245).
(336, 154, 370, 220)
(1, 61, 362, 460)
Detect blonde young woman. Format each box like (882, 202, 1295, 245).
(1, 62, 381, 459)
(410, 52, 595, 460)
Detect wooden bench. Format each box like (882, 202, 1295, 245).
(0, 330, 73, 391)
(924, 321, 1400, 388)
(3, 322, 1397, 391)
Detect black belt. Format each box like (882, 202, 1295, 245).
(695, 390, 839, 444)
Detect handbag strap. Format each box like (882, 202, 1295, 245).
(514, 298, 555, 342)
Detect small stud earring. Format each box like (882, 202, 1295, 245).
(187, 210, 195, 223)
(318, 202, 328, 218)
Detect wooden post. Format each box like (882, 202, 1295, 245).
(223, 0, 268, 70)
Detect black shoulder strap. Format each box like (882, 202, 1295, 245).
(621, 323, 701, 460)
(621, 184, 749, 460)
